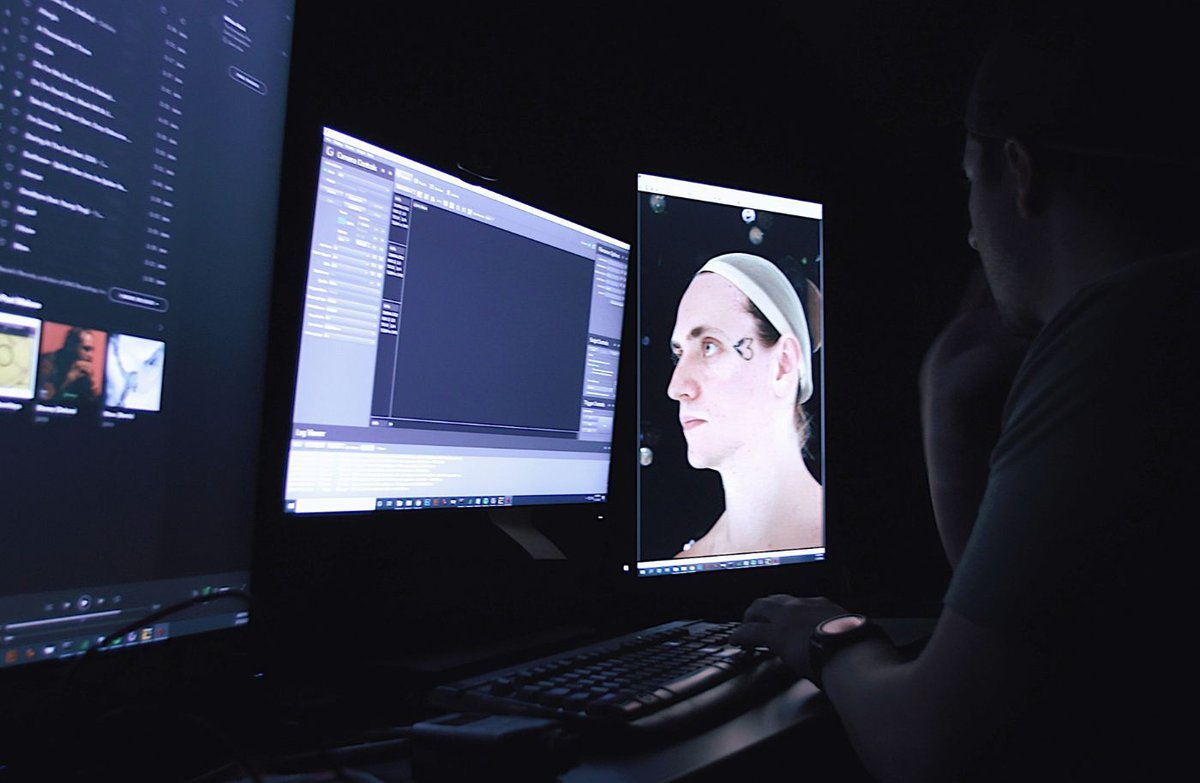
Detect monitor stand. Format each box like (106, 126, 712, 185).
(489, 507, 566, 560)
(383, 508, 595, 679)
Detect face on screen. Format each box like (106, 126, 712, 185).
(637, 176, 824, 568)
(667, 272, 788, 471)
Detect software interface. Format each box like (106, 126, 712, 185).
(283, 128, 630, 515)
(636, 174, 825, 576)
(0, 0, 295, 667)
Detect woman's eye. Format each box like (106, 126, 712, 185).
(702, 340, 719, 357)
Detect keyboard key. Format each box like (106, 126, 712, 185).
(660, 665, 732, 698)
(538, 687, 574, 707)
(587, 695, 646, 720)
(488, 677, 515, 695)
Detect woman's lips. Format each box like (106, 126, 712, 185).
(680, 417, 706, 431)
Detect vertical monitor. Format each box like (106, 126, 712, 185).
(281, 128, 629, 515)
(636, 174, 825, 576)
(0, 0, 295, 667)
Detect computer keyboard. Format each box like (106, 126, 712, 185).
(426, 619, 800, 742)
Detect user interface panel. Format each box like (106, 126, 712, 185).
(0, 1, 295, 666)
(283, 128, 630, 515)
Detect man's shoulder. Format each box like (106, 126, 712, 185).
(994, 245, 1200, 494)
(1021, 248, 1200, 380)
(1059, 247, 1200, 329)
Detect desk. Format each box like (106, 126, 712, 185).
(335, 678, 869, 783)
(552, 616, 932, 782)
(563, 678, 871, 783)
(226, 619, 936, 782)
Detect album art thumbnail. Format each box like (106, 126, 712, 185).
(105, 333, 165, 412)
(36, 322, 107, 408)
(0, 311, 41, 400)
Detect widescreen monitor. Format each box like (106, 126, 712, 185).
(636, 174, 825, 576)
(0, 0, 295, 668)
(280, 128, 630, 517)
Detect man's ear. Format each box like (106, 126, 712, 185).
(1004, 138, 1041, 218)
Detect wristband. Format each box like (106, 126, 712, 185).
(808, 613, 886, 690)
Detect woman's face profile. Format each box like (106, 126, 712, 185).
(667, 273, 783, 470)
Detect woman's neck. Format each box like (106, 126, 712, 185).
(711, 437, 823, 552)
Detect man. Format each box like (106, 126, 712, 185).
(731, 11, 1198, 781)
(38, 326, 100, 407)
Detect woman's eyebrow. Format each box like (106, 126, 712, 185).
(671, 325, 727, 352)
(689, 325, 728, 340)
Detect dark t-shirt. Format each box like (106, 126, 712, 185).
(945, 249, 1200, 780)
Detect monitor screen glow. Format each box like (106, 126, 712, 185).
(282, 128, 630, 516)
(0, 0, 296, 668)
(636, 174, 825, 576)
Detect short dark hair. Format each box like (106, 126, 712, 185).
(967, 9, 1200, 243)
(53, 327, 89, 378)
(970, 130, 1200, 246)
(968, 8, 1195, 164)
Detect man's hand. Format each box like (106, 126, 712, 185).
(730, 594, 846, 676)
(64, 358, 93, 387)
(919, 270, 1035, 567)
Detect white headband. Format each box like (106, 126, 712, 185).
(698, 252, 814, 404)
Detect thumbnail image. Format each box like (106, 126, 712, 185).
(105, 333, 165, 412)
(36, 322, 107, 408)
(0, 311, 41, 400)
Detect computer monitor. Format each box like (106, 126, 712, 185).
(280, 128, 630, 521)
(0, 1, 295, 669)
(635, 174, 825, 577)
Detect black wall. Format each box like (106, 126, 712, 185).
(255, 2, 1027, 664)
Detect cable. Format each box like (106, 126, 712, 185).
(455, 162, 500, 182)
(0, 590, 263, 780)
(55, 587, 257, 697)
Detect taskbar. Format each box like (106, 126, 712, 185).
(634, 550, 825, 577)
(0, 574, 250, 668)
(285, 492, 608, 514)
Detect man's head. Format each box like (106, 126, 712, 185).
(966, 8, 1196, 170)
(667, 253, 812, 469)
(55, 327, 94, 372)
(962, 9, 1198, 327)
(76, 329, 95, 361)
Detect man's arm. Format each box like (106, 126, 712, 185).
(730, 270, 1042, 780)
(733, 598, 1041, 783)
(918, 269, 1033, 568)
(821, 606, 1039, 783)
